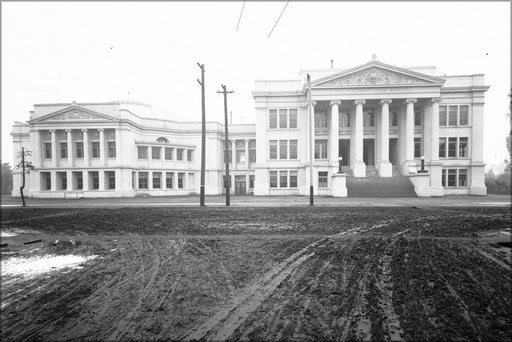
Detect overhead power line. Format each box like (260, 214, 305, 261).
(236, 1, 246, 31)
(267, 0, 289, 39)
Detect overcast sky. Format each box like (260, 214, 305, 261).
(2, 1, 510, 171)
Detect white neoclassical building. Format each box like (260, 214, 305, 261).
(11, 58, 489, 198)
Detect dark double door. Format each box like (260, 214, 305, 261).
(339, 138, 398, 167)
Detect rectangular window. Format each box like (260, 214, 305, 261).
(318, 171, 328, 188)
(166, 172, 174, 189)
(315, 140, 328, 159)
(177, 149, 184, 161)
(459, 105, 469, 126)
(340, 113, 350, 128)
(439, 106, 447, 126)
(459, 137, 468, 158)
(414, 138, 422, 158)
(44, 142, 52, 159)
(279, 170, 288, 188)
(249, 140, 256, 163)
(58, 172, 67, 190)
(442, 169, 446, 187)
(363, 111, 374, 127)
(315, 113, 328, 129)
(279, 109, 288, 129)
(269, 109, 277, 129)
(459, 169, 468, 187)
(106, 171, 115, 189)
(108, 141, 116, 158)
(138, 146, 148, 159)
(448, 106, 458, 126)
(91, 171, 99, 190)
(448, 137, 457, 157)
(249, 175, 255, 188)
(60, 142, 68, 159)
(92, 142, 100, 158)
(153, 172, 161, 189)
(236, 141, 246, 163)
(269, 140, 278, 159)
(414, 108, 422, 126)
(447, 169, 457, 187)
(289, 140, 298, 159)
(165, 147, 173, 160)
(289, 109, 298, 128)
(187, 150, 194, 162)
(279, 140, 288, 159)
(269, 171, 278, 188)
(76, 172, 83, 190)
(178, 172, 185, 188)
(75, 142, 84, 158)
(391, 110, 398, 127)
(41, 172, 51, 190)
(138, 172, 148, 189)
(439, 138, 447, 158)
(152, 146, 161, 160)
(289, 171, 298, 188)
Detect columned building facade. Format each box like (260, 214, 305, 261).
(11, 59, 489, 198)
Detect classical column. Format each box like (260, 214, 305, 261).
(66, 129, 73, 167)
(50, 129, 57, 167)
(378, 99, 392, 177)
(352, 99, 366, 177)
(329, 100, 341, 170)
(231, 140, 236, 166)
(82, 129, 89, 167)
(244, 139, 250, 169)
(98, 128, 105, 165)
(403, 98, 417, 173)
(429, 97, 443, 196)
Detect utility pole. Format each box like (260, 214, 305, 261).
(197, 63, 206, 207)
(308, 73, 314, 206)
(20, 147, 26, 207)
(217, 84, 234, 206)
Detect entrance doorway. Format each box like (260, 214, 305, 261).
(389, 138, 398, 165)
(339, 139, 350, 166)
(235, 175, 246, 195)
(363, 139, 375, 166)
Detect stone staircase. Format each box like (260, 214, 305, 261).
(345, 166, 417, 197)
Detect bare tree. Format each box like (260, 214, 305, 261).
(14, 147, 35, 207)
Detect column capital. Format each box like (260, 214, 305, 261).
(354, 99, 366, 106)
(405, 98, 417, 104)
(330, 100, 341, 106)
(310, 100, 317, 107)
(81, 128, 88, 132)
(97, 128, 104, 132)
(49, 129, 56, 133)
(244, 139, 249, 142)
(430, 97, 441, 104)
(65, 129, 72, 133)
(379, 99, 392, 105)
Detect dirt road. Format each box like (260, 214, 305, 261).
(1, 207, 511, 341)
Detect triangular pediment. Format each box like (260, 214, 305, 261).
(32, 105, 117, 123)
(312, 61, 445, 88)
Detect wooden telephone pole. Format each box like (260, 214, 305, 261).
(307, 73, 314, 206)
(217, 85, 234, 206)
(197, 63, 206, 207)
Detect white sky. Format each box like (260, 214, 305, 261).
(2, 1, 510, 171)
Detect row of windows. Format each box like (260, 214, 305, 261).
(439, 137, 468, 158)
(43, 141, 116, 159)
(224, 140, 257, 164)
(269, 170, 298, 188)
(136, 171, 190, 189)
(40, 171, 115, 191)
(442, 168, 468, 187)
(440, 105, 468, 127)
(319, 108, 423, 129)
(269, 140, 298, 160)
(137, 146, 193, 161)
(269, 109, 298, 129)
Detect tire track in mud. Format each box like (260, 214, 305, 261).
(1, 211, 79, 225)
(476, 248, 511, 271)
(180, 238, 328, 341)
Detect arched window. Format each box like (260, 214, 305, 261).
(156, 137, 169, 143)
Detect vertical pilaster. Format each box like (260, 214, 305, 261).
(470, 101, 486, 195)
(33, 130, 41, 168)
(429, 97, 443, 196)
(66, 129, 73, 166)
(378, 99, 392, 177)
(329, 100, 341, 171)
(231, 140, 236, 166)
(245, 139, 250, 169)
(98, 128, 105, 165)
(115, 128, 121, 164)
(82, 129, 89, 167)
(352, 99, 366, 177)
(67, 170, 73, 191)
(50, 171, 57, 191)
(50, 129, 57, 167)
(305, 101, 316, 190)
(99, 171, 105, 191)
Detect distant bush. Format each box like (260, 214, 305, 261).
(485, 170, 511, 194)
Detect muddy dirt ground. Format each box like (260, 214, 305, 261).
(1, 206, 511, 341)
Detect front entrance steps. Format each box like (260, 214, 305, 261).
(345, 166, 417, 197)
